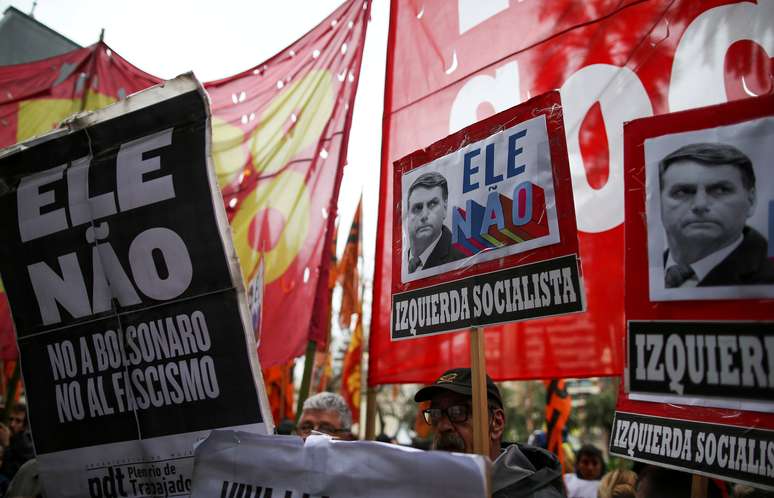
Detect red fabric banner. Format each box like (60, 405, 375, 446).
(341, 315, 363, 424)
(262, 360, 296, 424)
(0, 285, 17, 360)
(0, 0, 371, 368)
(0, 44, 161, 148)
(370, 0, 773, 384)
(339, 202, 363, 423)
(207, 0, 371, 366)
(339, 200, 361, 330)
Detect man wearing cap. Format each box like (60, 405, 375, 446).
(415, 368, 564, 497)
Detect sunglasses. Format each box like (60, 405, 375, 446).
(422, 404, 470, 425)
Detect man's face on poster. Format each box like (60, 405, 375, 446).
(407, 185, 447, 256)
(660, 160, 756, 262)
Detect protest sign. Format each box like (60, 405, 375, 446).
(0, 75, 272, 498)
(191, 430, 490, 498)
(612, 94, 774, 490)
(390, 91, 583, 340)
(610, 411, 774, 491)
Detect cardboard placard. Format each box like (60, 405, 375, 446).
(390, 91, 584, 340)
(0, 75, 272, 498)
(614, 93, 774, 490)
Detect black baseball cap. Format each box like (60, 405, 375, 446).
(414, 368, 503, 408)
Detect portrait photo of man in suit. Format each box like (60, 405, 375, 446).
(405, 171, 465, 274)
(658, 142, 774, 289)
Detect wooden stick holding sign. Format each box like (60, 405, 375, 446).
(690, 475, 707, 498)
(470, 326, 490, 458)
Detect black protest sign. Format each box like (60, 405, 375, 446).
(0, 93, 232, 335)
(610, 411, 774, 491)
(22, 292, 260, 454)
(628, 321, 774, 404)
(0, 78, 265, 462)
(392, 254, 582, 339)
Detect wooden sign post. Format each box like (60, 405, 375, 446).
(470, 326, 490, 459)
(690, 475, 707, 498)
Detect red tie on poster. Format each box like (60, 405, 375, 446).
(370, 0, 774, 384)
(0, 0, 371, 368)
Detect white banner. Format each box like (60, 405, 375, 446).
(191, 431, 490, 498)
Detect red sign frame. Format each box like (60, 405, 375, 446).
(390, 91, 583, 339)
(612, 94, 774, 490)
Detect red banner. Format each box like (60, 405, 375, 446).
(340, 202, 363, 423)
(370, 0, 774, 384)
(207, 0, 370, 366)
(339, 200, 362, 330)
(263, 360, 296, 424)
(0, 44, 161, 148)
(0, 0, 371, 368)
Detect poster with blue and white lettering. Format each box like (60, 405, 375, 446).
(390, 91, 584, 340)
(0, 75, 272, 498)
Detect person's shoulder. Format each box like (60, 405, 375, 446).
(515, 443, 561, 468)
(496, 443, 562, 476)
(425, 226, 463, 268)
(493, 444, 564, 498)
(5, 458, 40, 498)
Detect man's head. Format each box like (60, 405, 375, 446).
(407, 172, 449, 257)
(297, 392, 352, 439)
(8, 402, 27, 435)
(414, 368, 505, 461)
(659, 143, 756, 264)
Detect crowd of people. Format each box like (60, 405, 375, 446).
(0, 402, 39, 498)
(1, 377, 772, 497)
(290, 368, 773, 498)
